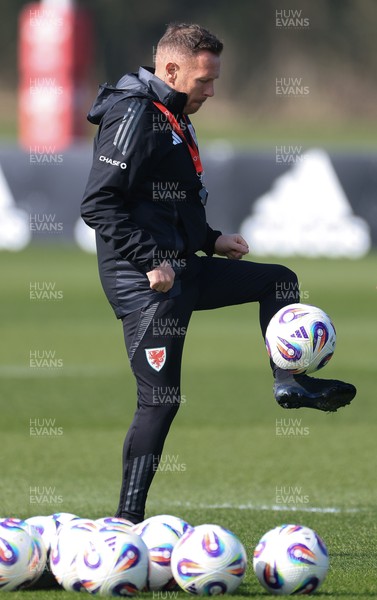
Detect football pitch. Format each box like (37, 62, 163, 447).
(1, 246, 376, 599)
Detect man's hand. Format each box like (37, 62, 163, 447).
(146, 260, 175, 292)
(214, 234, 249, 260)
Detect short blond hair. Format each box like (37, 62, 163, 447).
(156, 23, 223, 59)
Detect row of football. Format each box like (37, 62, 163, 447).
(0, 512, 329, 595)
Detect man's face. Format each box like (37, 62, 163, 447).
(168, 50, 221, 115)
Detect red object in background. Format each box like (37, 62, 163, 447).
(19, 75, 73, 151)
(18, 2, 93, 151)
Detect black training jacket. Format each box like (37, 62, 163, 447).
(81, 66, 222, 317)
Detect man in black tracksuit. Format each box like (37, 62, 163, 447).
(81, 23, 356, 524)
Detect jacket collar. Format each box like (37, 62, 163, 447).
(138, 66, 187, 114)
(88, 66, 189, 125)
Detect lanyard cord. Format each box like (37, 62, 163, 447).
(153, 101, 204, 176)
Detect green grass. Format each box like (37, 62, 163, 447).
(194, 115, 377, 150)
(0, 246, 376, 598)
(1, 87, 377, 150)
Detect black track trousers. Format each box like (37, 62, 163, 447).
(114, 256, 299, 523)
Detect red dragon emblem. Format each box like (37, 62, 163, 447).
(145, 347, 166, 371)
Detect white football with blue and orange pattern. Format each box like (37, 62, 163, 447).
(265, 303, 336, 374)
(253, 524, 329, 595)
(171, 524, 247, 595)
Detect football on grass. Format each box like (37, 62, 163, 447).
(0, 519, 46, 591)
(171, 524, 247, 595)
(50, 518, 98, 592)
(253, 524, 329, 595)
(76, 528, 149, 596)
(132, 514, 191, 590)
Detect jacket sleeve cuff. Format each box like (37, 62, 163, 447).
(132, 248, 173, 273)
(202, 226, 222, 256)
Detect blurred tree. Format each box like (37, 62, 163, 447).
(0, 0, 376, 120)
(0, 0, 28, 86)
(79, 0, 377, 120)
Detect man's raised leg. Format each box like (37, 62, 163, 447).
(194, 256, 356, 412)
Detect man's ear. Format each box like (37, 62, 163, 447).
(165, 62, 179, 85)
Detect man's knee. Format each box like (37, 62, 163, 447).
(148, 384, 183, 408)
(135, 378, 183, 410)
(273, 264, 300, 302)
(275, 264, 298, 284)
(135, 401, 180, 443)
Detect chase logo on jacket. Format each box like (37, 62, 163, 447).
(99, 155, 127, 170)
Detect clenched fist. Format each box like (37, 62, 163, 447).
(214, 234, 249, 260)
(146, 260, 176, 292)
